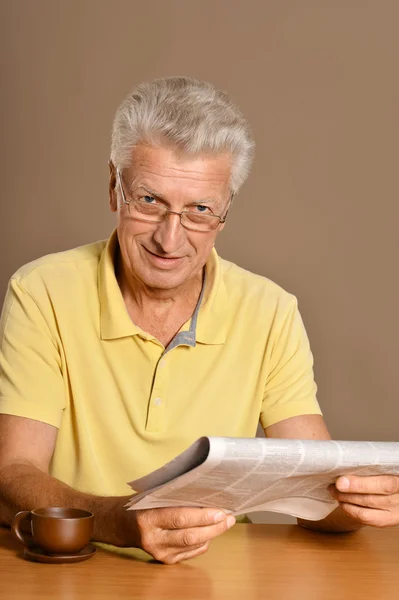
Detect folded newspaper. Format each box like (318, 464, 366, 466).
(125, 437, 399, 521)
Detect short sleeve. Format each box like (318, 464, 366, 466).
(0, 277, 66, 427)
(260, 297, 322, 429)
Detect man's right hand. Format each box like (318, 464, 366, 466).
(121, 506, 236, 564)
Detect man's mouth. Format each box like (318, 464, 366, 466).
(145, 247, 181, 259)
(143, 246, 184, 267)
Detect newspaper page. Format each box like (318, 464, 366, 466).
(125, 437, 399, 520)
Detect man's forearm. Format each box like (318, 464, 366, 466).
(298, 505, 363, 533)
(0, 462, 136, 546)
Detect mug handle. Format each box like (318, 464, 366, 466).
(11, 511, 34, 547)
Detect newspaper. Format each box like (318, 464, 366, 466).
(125, 437, 399, 521)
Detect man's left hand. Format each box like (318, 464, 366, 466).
(329, 475, 399, 528)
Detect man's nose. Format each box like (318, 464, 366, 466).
(152, 212, 186, 253)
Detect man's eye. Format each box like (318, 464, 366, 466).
(142, 195, 156, 204)
(195, 205, 210, 213)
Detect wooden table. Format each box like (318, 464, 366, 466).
(1, 523, 399, 599)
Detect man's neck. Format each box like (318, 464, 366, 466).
(117, 262, 203, 311)
(115, 253, 204, 345)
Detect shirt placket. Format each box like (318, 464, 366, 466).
(145, 351, 170, 433)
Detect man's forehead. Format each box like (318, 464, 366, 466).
(123, 144, 232, 199)
(127, 143, 232, 181)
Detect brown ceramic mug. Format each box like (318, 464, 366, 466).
(11, 507, 94, 554)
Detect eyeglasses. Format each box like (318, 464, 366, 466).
(116, 169, 231, 233)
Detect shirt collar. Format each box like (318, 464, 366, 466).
(98, 230, 227, 345)
(195, 247, 228, 345)
(99, 230, 142, 340)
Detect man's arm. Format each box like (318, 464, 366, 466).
(264, 414, 363, 532)
(0, 414, 234, 563)
(264, 413, 331, 441)
(0, 414, 136, 543)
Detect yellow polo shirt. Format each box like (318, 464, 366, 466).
(0, 231, 321, 497)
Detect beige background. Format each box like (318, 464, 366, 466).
(1, 1, 398, 522)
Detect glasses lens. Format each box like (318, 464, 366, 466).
(129, 201, 165, 221)
(127, 200, 220, 231)
(181, 213, 220, 232)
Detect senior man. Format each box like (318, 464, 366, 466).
(1, 77, 398, 564)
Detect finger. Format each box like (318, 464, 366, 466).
(173, 541, 210, 564)
(340, 502, 397, 528)
(329, 489, 399, 510)
(149, 507, 231, 530)
(167, 514, 236, 548)
(335, 475, 399, 495)
(163, 542, 210, 565)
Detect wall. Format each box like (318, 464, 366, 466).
(1, 1, 398, 523)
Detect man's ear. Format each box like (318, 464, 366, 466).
(108, 160, 117, 213)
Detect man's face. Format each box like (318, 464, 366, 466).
(109, 144, 232, 292)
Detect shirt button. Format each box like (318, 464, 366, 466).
(159, 359, 166, 369)
(154, 397, 162, 406)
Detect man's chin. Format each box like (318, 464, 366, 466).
(140, 270, 188, 292)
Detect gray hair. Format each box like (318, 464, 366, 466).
(110, 76, 255, 194)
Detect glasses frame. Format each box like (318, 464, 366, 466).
(116, 169, 232, 232)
